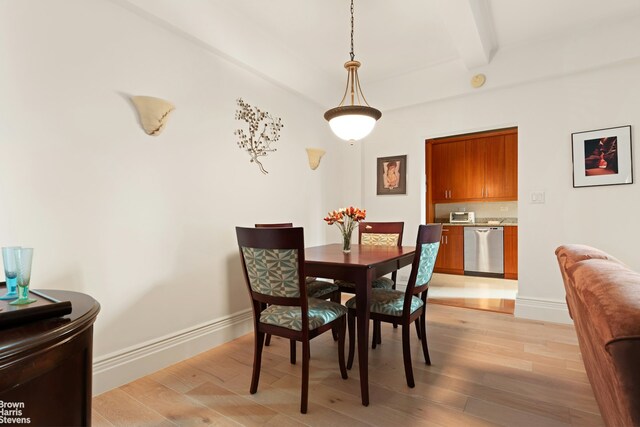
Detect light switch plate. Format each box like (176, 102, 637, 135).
(531, 191, 545, 204)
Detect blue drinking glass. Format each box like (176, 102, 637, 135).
(10, 247, 36, 305)
(1, 246, 20, 300)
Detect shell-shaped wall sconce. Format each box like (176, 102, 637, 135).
(131, 96, 175, 136)
(306, 148, 326, 170)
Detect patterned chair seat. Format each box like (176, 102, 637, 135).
(261, 298, 347, 331)
(306, 280, 339, 299)
(345, 289, 424, 317)
(335, 277, 394, 290)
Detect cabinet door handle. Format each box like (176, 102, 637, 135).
(445, 235, 448, 244)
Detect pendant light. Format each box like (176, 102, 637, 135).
(324, 0, 381, 143)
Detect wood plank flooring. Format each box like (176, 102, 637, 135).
(428, 297, 515, 315)
(428, 273, 518, 315)
(93, 304, 603, 426)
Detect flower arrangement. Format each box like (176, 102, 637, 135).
(323, 206, 366, 253)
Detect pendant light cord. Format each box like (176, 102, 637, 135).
(350, 0, 355, 61)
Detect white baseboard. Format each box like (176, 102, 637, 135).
(514, 296, 572, 324)
(92, 309, 253, 395)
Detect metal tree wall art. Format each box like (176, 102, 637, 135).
(234, 98, 284, 174)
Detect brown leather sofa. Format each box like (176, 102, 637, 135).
(556, 244, 640, 427)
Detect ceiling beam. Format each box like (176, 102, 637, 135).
(435, 0, 496, 69)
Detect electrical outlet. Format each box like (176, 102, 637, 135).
(530, 191, 545, 204)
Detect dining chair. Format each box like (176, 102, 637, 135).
(335, 221, 405, 292)
(236, 226, 348, 413)
(255, 223, 339, 301)
(255, 223, 340, 350)
(345, 224, 442, 388)
(335, 221, 405, 345)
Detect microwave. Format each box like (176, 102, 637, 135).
(449, 212, 475, 224)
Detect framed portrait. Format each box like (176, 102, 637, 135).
(377, 155, 407, 195)
(571, 125, 633, 188)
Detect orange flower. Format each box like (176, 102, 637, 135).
(323, 206, 366, 225)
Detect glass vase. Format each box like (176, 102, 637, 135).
(342, 229, 353, 253)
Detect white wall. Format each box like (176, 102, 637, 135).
(0, 0, 357, 392)
(362, 59, 640, 322)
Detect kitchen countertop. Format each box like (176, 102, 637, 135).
(435, 218, 518, 227)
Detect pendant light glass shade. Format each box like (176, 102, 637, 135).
(325, 105, 381, 142)
(325, 2, 381, 143)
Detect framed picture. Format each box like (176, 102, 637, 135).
(571, 125, 633, 188)
(377, 155, 407, 195)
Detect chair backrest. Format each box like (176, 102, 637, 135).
(236, 227, 308, 313)
(403, 224, 442, 313)
(358, 221, 404, 246)
(255, 223, 293, 228)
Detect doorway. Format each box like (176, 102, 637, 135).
(425, 127, 518, 314)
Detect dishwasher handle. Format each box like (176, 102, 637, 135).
(475, 227, 502, 232)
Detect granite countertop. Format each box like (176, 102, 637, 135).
(435, 217, 518, 226)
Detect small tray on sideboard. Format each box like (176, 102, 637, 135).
(0, 283, 73, 328)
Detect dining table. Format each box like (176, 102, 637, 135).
(304, 243, 416, 406)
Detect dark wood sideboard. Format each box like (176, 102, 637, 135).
(0, 290, 100, 426)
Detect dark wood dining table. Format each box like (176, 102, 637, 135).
(304, 243, 416, 406)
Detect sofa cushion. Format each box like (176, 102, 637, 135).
(556, 244, 626, 320)
(555, 244, 625, 271)
(567, 259, 640, 347)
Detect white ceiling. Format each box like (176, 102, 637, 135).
(119, 0, 640, 110)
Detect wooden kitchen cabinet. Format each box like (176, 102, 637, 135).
(431, 141, 467, 202)
(464, 132, 518, 201)
(504, 226, 518, 279)
(485, 132, 517, 200)
(434, 226, 464, 274)
(426, 128, 517, 220)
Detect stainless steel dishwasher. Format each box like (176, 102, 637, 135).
(464, 227, 504, 277)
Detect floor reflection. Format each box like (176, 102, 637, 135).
(428, 273, 517, 314)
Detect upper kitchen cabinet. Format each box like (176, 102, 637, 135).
(426, 128, 518, 220)
(431, 141, 467, 202)
(467, 131, 518, 201)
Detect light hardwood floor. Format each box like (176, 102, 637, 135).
(93, 304, 603, 426)
(429, 273, 518, 315)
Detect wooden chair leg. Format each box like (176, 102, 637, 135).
(338, 317, 348, 379)
(372, 320, 379, 349)
(392, 271, 398, 329)
(420, 312, 431, 365)
(331, 291, 341, 342)
(377, 321, 382, 344)
(301, 340, 310, 414)
(290, 340, 296, 365)
(250, 330, 265, 394)
(415, 319, 421, 340)
(263, 303, 272, 346)
(402, 322, 415, 388)
(347, 311, 356, 370)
